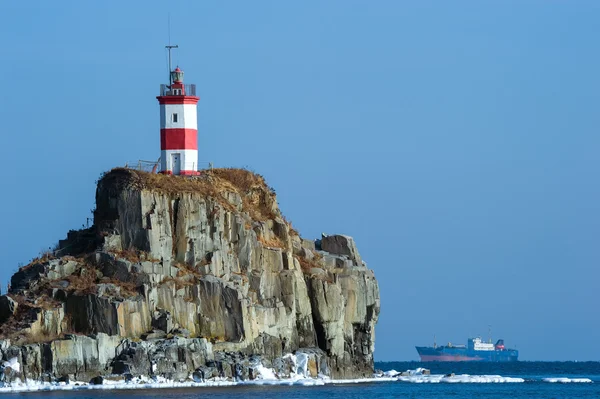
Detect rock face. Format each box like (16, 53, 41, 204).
(0, 168, 380, 384)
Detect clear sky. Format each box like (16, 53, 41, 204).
(1, 1, 598, 361)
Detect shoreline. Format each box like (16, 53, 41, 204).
(1, 369, 591, 394)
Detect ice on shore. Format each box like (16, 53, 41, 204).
(10, 365, 590, 393)
(0, 357, 20, 373)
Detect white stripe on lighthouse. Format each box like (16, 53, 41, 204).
(160, 104, 198, 130)
(160, 149, 199, 174)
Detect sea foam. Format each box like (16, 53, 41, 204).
(543, 377, 593, 383)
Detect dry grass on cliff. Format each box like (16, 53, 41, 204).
(23, 330, 71, 345)
(98, 168, 280, 221)
(211, 168, 279, 221)
(63, 269, 98, 295)
(6, 293, 59, 312)
(174, 261, 203, 278)
(104, 278, 138, 297)
(99, 168, 224, 200)
(257, 234, 285, 249)
(295, 255, 334, 283)
(161, 261, 204, 290)
(160, 276, 197, 292)
(284, 217, 300, 237)
(52, 266, 139, 298)
(16, 252, 56, 274)
(295, 255, 320, 274)
(109, 248, 160, 264)
(209, 168, 270, 193)
(1, 313, 72, 345)
(111, 248, 142, 263)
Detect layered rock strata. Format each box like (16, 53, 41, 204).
(0, 168, 379, 385)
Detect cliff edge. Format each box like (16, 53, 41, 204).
(0, 168, 380, 385)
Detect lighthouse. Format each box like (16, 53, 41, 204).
(157, 67, 200, 175)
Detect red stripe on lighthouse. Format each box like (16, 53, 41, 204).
(156, 96, 200, 105)
(160, 129, 198, 150)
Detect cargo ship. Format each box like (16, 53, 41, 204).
(416, 337, 518, 362)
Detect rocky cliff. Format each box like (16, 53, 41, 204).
(0, 168, 379, 385)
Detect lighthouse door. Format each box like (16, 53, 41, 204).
(171, 153, 181, 175)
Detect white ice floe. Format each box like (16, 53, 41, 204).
(543, 377, 593, 383)
(378, 368, 524, 384)
(396, 374, 525, 384)
(431, 374, 524, 384)
(382, 369, 399, 377)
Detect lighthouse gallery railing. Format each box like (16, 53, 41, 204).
(159, 84, 197, 96)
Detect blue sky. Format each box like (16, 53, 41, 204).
(0, 1, 599, 361)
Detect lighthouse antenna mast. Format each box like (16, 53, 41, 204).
(165, 44, 179, 87)
(165, 13, 178, 87)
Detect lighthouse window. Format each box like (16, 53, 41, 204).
(172, 113, 178, 123)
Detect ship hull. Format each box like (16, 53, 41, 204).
(416, 346, 518, 362)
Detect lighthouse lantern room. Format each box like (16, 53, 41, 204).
(157, 66, 200, 175)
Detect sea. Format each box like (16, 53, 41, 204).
(0, 361, 598, 398)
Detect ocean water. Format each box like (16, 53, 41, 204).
(0, 361, 597, 398)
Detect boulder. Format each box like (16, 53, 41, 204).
(320, 235, 362, 266)
(47, 259, 78, 280)
(89, 375, 104, 385)
(301, 239, 316, 252)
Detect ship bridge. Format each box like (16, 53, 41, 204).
(468, 337, 495, 351)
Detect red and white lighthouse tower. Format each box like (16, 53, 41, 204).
(156, 67, 200, 175)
